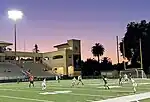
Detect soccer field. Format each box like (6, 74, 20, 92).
(0, 79, 150, 102)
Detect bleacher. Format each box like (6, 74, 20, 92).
(0, 60, 57, 82)
(0, 62, 23, 77)
(20, 61, 56, 77)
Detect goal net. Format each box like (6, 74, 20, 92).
(120, 68, 147, 78)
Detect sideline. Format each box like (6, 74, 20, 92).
(93, 92, 150, 102)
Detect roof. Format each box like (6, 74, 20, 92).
(68, 39, 80, 41)
(54, 43, 68, 48)
(0, 41, 13, 46)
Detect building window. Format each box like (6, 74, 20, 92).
(53, 55, 63, 59)
(68, 55, 72, 58)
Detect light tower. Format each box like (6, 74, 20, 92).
(8, 10, 23, 60)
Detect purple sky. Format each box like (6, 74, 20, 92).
(0, 0, 150, 63)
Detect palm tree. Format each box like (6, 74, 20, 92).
(91, 43, 104, 63)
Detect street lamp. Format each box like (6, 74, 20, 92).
(8, 10, 23, 60)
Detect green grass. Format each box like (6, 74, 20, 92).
(140, 99, 150, 102)
(0, 79, 150, 102)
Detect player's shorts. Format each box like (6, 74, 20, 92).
(42, 83, 46, 87)
(72, 81, 76, 84)
(30, 81, 34, 84)
(133, 83, 137, 87)
(78, 79, 82, 81)
(124, 78, 128, 81)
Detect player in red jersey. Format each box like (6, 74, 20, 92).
(26, 70, 34, 88)
(29, 75, 34, 87)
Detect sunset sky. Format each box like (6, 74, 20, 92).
(0, 0, 150, 64)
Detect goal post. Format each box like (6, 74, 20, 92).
(120, 68, 147, 78)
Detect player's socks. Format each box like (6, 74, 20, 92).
(133, 88, 136, 93)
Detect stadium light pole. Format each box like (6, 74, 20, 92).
(116, 36, 120, 64)
(8, 10, 23, 60)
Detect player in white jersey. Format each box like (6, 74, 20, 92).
(56, 76, 58, 80)
(119, 74, 123, 86)
(42, 78, 46, 90)
(56, 75, 60, 83)
(77, 75, 84, 85)
(124, 74, 128, 81)
(71, 77, 77, 87)
(130, 78, 137, 93)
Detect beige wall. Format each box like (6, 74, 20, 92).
(66, 49, 74, 75)
(42, 50, 67, 75)
(68, 39, 81, 54)
(56, 45, 69, 51)
(68, 66, 74, 76)
(68, 39, 81, 76)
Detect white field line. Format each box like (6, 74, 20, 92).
(0, 78, 148, 85)
(93, 92, 150, 102)
(0, 88, 113, 97)
(87, 82, 128, 86)
(0, 95, 53, 102)
(87, 81, 150, 86)
(0, 82, 149, 94)
(138, 83, 150, 85)
(0, 85, 133, 93)
(86, 100, 95, 102)
(0, 88, 41, 93)
(45, 86, 133, 93)
(45, 86, 132, 93)
(68, 93, 114, 97)
(3, 82, 150, 91)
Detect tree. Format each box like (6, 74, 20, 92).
(101, 57, 112, 64)
(81, 58, 100, 76)
(100, 57, 113, 70)
(33, 44, 39, 53)
(120, 20, 150, 73)
(91, 43, 104, 63)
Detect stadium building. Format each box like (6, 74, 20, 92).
(0, 39, 81, 78)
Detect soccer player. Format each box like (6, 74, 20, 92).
(56, 76, 58, 81)
(58, 75, 61, 83)
(119, 74, 123, 86)
(42, 78, 46, 90)
(56, 76, 60, 83)
(29, 75, 34, 88)
(102, 75, 110, 89)
(71, 77, 77, 87)
(17, 76, 20, 84)
(128, 73, 132, 80)
(77, 75, 84, 85)
(130, 78, 137, 93)
(124, 74, 128, 81)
